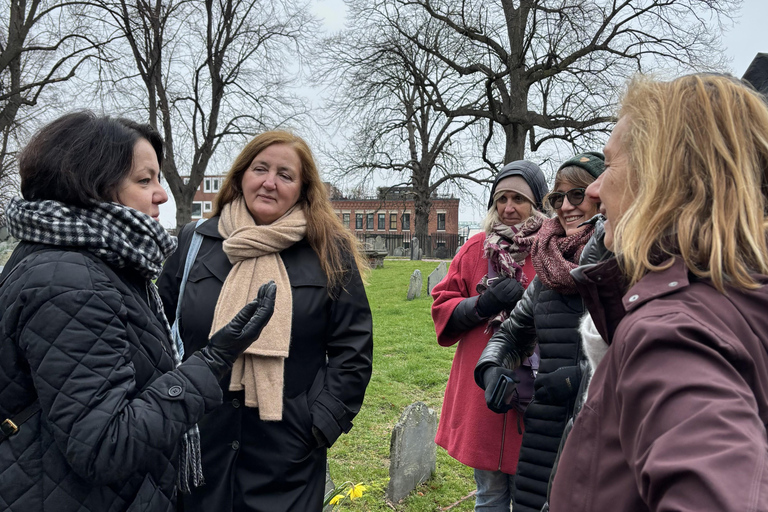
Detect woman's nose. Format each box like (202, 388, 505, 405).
(586, 175, 602, 203)
(155, 184, 168, 204)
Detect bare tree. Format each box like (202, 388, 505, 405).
(320, 7, 484, 240)
(95, 0, 315, 228)
(337, 0, 735, 169)
(0, 0, 106, 222)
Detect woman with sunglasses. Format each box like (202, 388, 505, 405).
(431, 160, 548, 511)
(474, 152, 605, 512)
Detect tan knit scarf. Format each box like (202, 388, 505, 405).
(213, 197, 307, 420)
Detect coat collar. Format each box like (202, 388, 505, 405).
(571, 256, 691, 345)
(195, 215, 223, 239)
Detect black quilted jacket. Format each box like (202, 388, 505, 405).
(0, 242, 223, 512)
(475, 276, 585, 512)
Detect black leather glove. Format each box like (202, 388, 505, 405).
(533, 366, 580, 405)
(197, 281, 277, 379)
(476, 277, 524, 318)
(482, 366, 519, 414)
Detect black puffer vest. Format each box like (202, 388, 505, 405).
(513, 285, 584, 512)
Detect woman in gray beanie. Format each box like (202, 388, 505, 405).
(431, 160, 548, 511)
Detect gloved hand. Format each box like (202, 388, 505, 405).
(197, 281, 277, 379)
(476, 276, 524, 318)
(482, 366, 519, 414)
(533, 366, 580, 404)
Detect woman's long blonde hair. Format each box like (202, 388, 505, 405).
(614, 74, 768, 292)
(214, 130, 368, 291)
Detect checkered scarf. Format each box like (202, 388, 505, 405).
(6, 197, 204, 492)
(6, 197, 176, 279)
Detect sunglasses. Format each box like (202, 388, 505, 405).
(547, 188, 586, 210)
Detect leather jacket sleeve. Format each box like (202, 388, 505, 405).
(474, 276, 540, 388)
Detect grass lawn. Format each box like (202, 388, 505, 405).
(327, 259, 477, 511)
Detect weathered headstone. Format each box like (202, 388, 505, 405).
(386, 401, 438, 504)
(374, 235, 386, 252)
(427, 261, 448, 295)
(406, 269, 422, 300)
(393, 246, 405, 257)
(410, 237, 421, 260)
(323, 462, 334, 512)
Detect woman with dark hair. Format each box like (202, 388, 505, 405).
(157, 130, 373, 512)
(0, 111, 276, 512)
(474, 152, 605, 512)
(430, 160, 548, 511)
(550, 74, 768, 512)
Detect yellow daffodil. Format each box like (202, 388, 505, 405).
(329, 494, 344, 505)
(348, 483, 366, 499)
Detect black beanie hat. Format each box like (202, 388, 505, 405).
(487, 160, 549, 210)
(558, 151, 605, 179)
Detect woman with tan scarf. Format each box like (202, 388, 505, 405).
(157, 131, 373, 512)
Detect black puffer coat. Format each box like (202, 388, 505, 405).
(0, 242, 223, 512)
(475, 276, 584, 512)
(157, 217, 373, 512)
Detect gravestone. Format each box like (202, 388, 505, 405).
(374, 236, 386, 252)
(406, 269, 422, 300)
(393, 246, 405, 257)
(410, 237, 421, 261)
(323, 462, 334, 512)
(427, 261, 448, 295)
(386, 401, 438, 504)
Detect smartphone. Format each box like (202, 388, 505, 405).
(489, 373, 517, 412)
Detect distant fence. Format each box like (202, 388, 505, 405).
(355, 232, 464, 259)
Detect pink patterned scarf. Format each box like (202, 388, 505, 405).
(478, 212, 545, 330)
(529, 217, 594, 295)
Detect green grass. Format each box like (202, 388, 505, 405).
(327, 259, 476, 511)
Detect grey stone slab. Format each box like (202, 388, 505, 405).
(386, 401, 438, 503)
(427, 261, 448, 295)
(410, 237, 421, 260)
(374, 235, 386, 251)
(406, 269, 422, 300)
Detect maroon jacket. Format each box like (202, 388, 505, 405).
(550, 257, 768, 512)
(431, 232, 535, 474)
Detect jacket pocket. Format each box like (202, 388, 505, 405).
(550, 402, 601, 512)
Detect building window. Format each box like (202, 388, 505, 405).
(191, 202, 203, 219)
(343, 213, 350, 228)
(390, 213, 397, 230)
(437, 213, 446, 231)
(355, 213, 363, 229)
(402, 213, 410, 231)
(204, 177, 222, 193)
(377, 213, 385, 230)
(203, 201, 212, 213)
(366, 213, 374, 230)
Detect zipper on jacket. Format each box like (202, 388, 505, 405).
(498, 413, 507, 470)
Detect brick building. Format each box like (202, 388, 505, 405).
(329, 186, 461, 258)
(190, 178, 462, 257)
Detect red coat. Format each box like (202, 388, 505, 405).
(431, 232, 537, 474)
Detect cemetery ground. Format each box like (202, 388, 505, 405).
(328, 259, 476, 511)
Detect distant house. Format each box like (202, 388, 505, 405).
(189, 175, 224, 219)
(189, 178, 463, 257)
(330, 185, 462, 258)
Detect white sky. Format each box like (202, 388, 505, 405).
(159, 0, 768, 228)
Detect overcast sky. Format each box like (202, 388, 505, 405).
(160, 0, 768, 228)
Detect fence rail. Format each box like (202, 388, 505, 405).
(355, 232, 464, 259)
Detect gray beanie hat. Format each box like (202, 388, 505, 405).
(487, 160, 549, 210)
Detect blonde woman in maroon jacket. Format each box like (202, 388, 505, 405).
(431, 160, 547, 511)
(550, 74, 768, 512)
